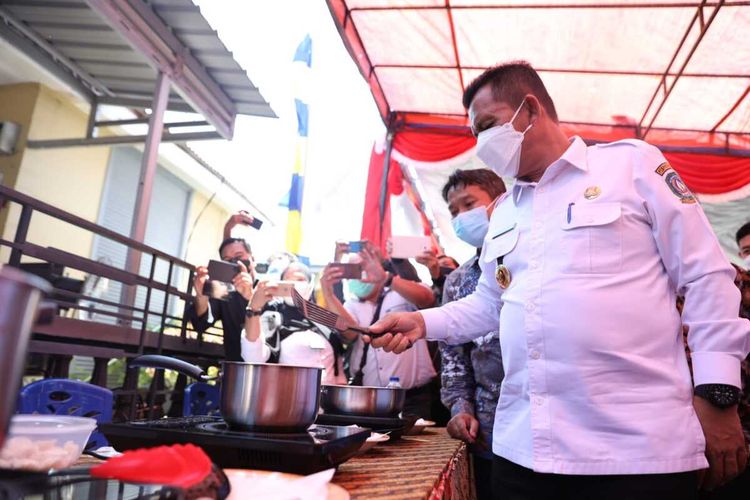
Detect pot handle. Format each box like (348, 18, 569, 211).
(129, 355, 211, 381)
(35, 301, 57, 325)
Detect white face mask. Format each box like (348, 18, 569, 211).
(475, 100, 533, 178)
(282, 281, 313, 306)
(293, 281, 313, 301)
(451, 206, 489, 248)
(743, 256, 750, 268)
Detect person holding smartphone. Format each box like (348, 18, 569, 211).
(415, 250, 459, 304)
(239, 263, 347, 385)
(187, 237, 256, 361)
(223, 210, 262, 239)
(320, 248, 437, 418)
(188, 210, 266, 361)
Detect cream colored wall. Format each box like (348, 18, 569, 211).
(0, 83, 39, 261)
(0, 82, 233, 278)
(183, 191, 230, 268)
(0, 84, 110, 274)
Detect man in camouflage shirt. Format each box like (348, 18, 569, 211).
(439, 169, 505, 500)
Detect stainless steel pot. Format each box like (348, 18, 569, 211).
(320, 384, 405, 417)
(130, 355, 322, 432)
(0, 266, 52, 450)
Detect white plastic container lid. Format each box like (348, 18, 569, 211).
(9, 415, 97, 434)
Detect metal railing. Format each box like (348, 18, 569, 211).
(0, 184, 224, 419)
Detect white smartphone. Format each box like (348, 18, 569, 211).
(271, 281, 296, 298)
(388, 235, 431, 259)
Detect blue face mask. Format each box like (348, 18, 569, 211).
(348, 279, 375, 299)
(451, 205, 489, 248)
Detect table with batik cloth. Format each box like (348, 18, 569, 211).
(333, 428, 472, 499)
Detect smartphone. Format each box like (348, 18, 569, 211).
(388, 235, 431, 259)
(207, 259, 241, 283)
(259, 280, 295, 297)
(255, 262, 269, 274)
(249, 217, 263, 230)
(330, 262, 363, 279)
(348, 240, 366, 253)
(202, 279, 232, 301)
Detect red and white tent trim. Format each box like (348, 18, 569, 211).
(325, 0, 750, 257)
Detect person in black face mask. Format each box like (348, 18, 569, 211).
(415, 251, 460, 304)
(187, 237, 256, 361)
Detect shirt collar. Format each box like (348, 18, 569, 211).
(559, 136, 588, 173)
(511, 136, 588, 202)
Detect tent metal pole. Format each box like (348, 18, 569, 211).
(371, 63, 747, 79)
(349, 2, 743, 10)
(710, 85, 750, 133)
(640, 0, 724, 138)
(119, 71, 171, 325)
(378, 128, 395, 244)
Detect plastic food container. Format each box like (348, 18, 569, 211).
(0, 415, 96, 471)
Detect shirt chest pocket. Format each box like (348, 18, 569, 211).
(560, 202, 623, 274)
(483, 226, 520, 279)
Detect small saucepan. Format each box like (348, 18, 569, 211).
(320, 385, 405, 417)
(129, 355, 322, 432)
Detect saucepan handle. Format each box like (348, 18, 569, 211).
(129, 354, 214, 381)
(35, 301, 57, 325)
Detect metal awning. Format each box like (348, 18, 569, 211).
(0, 0, 278, 311)
(0, 0, 275, 139)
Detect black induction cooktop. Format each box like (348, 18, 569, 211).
(315, 413, 417, 439)
(100, 416, 370, 475)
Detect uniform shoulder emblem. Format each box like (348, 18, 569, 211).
(654, 162, 696, 204)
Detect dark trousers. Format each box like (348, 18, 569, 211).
(474, 454, 494, 500)
(492, 455, 698, 500)
(699, 466, 750, 500)
(402, 382, 434, 419)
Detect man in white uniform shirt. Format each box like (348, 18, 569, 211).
(368, 61, 749, 498)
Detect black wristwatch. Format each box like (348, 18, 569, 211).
(694, 384, 741, 409)
(384, 272, 394, 288)
(245, 307, 263, 318)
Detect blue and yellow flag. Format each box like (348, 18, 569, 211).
(286, 34, 312, 255)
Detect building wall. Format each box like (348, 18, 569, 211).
(184, 191, 230, 268)
(1, 84, 111, 273)
(0, 82, 40, 260)
(0, 82, 232, 276)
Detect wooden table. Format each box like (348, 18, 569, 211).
(333, 428, 473, 499)
(73, 428, 473, 499)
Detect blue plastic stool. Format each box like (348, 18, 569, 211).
(183, 382, 221, 416)
(17, 379, 113, 450)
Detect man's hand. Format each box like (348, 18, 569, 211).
(360, 246, 386, 284)
(366, 311, 426, 353)
(693, 396, 748, 490)
(223, 210, 255, 239)
(232, 261, 255, 302)
(447, 413, 479, 444)
(193, 266, 209, 295)
(416, 249, 440, 280)
(334, 241, 350, 263)
(192, 265, 210, 316)
(320, 264, 344, 297)
(248, 280, 277, 312)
